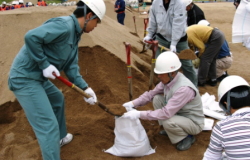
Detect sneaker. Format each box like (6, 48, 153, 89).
(176, 135, 196, 151)
(159, 130, 168, 136)
(60, 133, 73, 147)
(206, 79, 217, 86)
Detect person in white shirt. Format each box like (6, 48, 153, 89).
(203, 75, 250, 160)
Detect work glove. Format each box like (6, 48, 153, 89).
(143, 35, 152, 43)
(122, 109, 140, 120)
(122, 101, 134, 111)
(192, 58, 200, 69)
(83, 87, 97, 105)
(170, 45, 176, 52)
(42, 64, 60, 79)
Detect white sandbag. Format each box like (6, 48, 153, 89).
(104, 116, 155, 157)
(232, 0, 250, 43)
(203, 108, 227, 120)
(203, 118, 214, 131)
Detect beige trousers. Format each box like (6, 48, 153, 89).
(153, 95, 203, 144)
(216, 56, 233, 78)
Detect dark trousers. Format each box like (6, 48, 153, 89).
(117, 12, 125, 25)
(198, 28, 225, 83)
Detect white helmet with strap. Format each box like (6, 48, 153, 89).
(198, 20, 210, 26)
(218, 75, 249, 114)
(182, 0, 192, 7)
(80, 0, 106, 22)
(154, 51, 181, 74)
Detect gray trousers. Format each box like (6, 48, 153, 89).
(156, 35, 197, 87)
(153, 95, 203, 144)
(9, 78, 67, 160)
(198, 28, 225, 83)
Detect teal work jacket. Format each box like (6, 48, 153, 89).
(9, 14, 88, 90)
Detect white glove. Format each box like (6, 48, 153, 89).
(143, 35, 152, 43)
(42, 64, 60, 79)
(83, 87, 97, 105)
(122, 109, 140, 120)
(122, 101, 134, 111)
(170, 45, 176, 52)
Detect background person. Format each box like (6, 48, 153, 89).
(183, 0, 206, 26)
(143, 0, 197, 86)
(186, 24, 225, 87)
(122, 51, 204, 151)
(197, 20, 233, 82)
(114, 0, 125, 25)
(8, 0, 106, 159)
(203, 75, 250, 160)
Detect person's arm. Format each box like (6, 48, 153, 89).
(146, 5, 157, 38)
(203, 124, 224, 160)
(24, 19, 70, 71)
(171, 1, 187, 46)
(116, 1, 125, 12)
(140, 86, 195, 120)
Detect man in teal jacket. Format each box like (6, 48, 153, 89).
(8, 0, 106, 159)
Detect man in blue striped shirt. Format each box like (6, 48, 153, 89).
(203, 75, 250, 160)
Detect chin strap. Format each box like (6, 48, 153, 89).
(78, 5, 98, 34)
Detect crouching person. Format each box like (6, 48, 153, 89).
(122, 51, 204, 151)
(203, 75, 250, 160)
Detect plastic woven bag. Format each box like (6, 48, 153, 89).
(104, 116, 155, 157)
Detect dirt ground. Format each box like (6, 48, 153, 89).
(0, 1, 250, 160)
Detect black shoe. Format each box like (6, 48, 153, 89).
(206, 79, 217, 86)
(217, 72, 229, 82)
(176, 135, 196, 151)
(159, 130, 168, 136)
(198, 82, 205, 87)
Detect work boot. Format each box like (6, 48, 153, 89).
(217, 72, 229, 82)
(198, 82, 205, 87)
(159, 130, 168, 136)
(176, 135, 195, 151)
(60, 133, 73, 147)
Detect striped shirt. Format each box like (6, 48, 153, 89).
(203, 107, 250, 160)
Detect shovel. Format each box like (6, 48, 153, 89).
(53, 73, 122, 116)
(148, 41, 158, 90)
(133, 16, 138, 35)
(123, 42, 133, 100)
(140, 18, 149, 53)
(158, 44, 197, 60)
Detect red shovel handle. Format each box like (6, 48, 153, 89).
(143, 18, 148, 30)
(124, 42, 131, 65)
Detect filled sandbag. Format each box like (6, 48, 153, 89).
(104, 116, 155, 157)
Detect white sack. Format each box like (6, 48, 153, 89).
(203, 118, 214, 131)
(232, 0, 250, 43)
(104, 116, 155, 157)
(203, 108, 227, 121)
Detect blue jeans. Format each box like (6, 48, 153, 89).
(117, 12, 125, 25)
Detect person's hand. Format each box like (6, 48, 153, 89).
(143, 35, 152, 43)
(83, 87, 97, 105)
(42, 64, 60, 79)
(192, 58, 200, 69)
(122, 101, 134, 111)
(122, 109, 140, 120)
(170, 45, 176, 52)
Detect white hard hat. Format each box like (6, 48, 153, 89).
(2, 1, 6, 4)
(154, 51, 182, 74)
(218, 75, 249, 113)
(80, 0, 106, 22)
(19, 0, 24, 3)
(198, 20, 210, 26)
(183, 0, 192, 7)
(28, 2, 32, 5)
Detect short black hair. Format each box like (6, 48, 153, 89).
(73, 1, 97, 18)
(221, 86, 250, 109)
